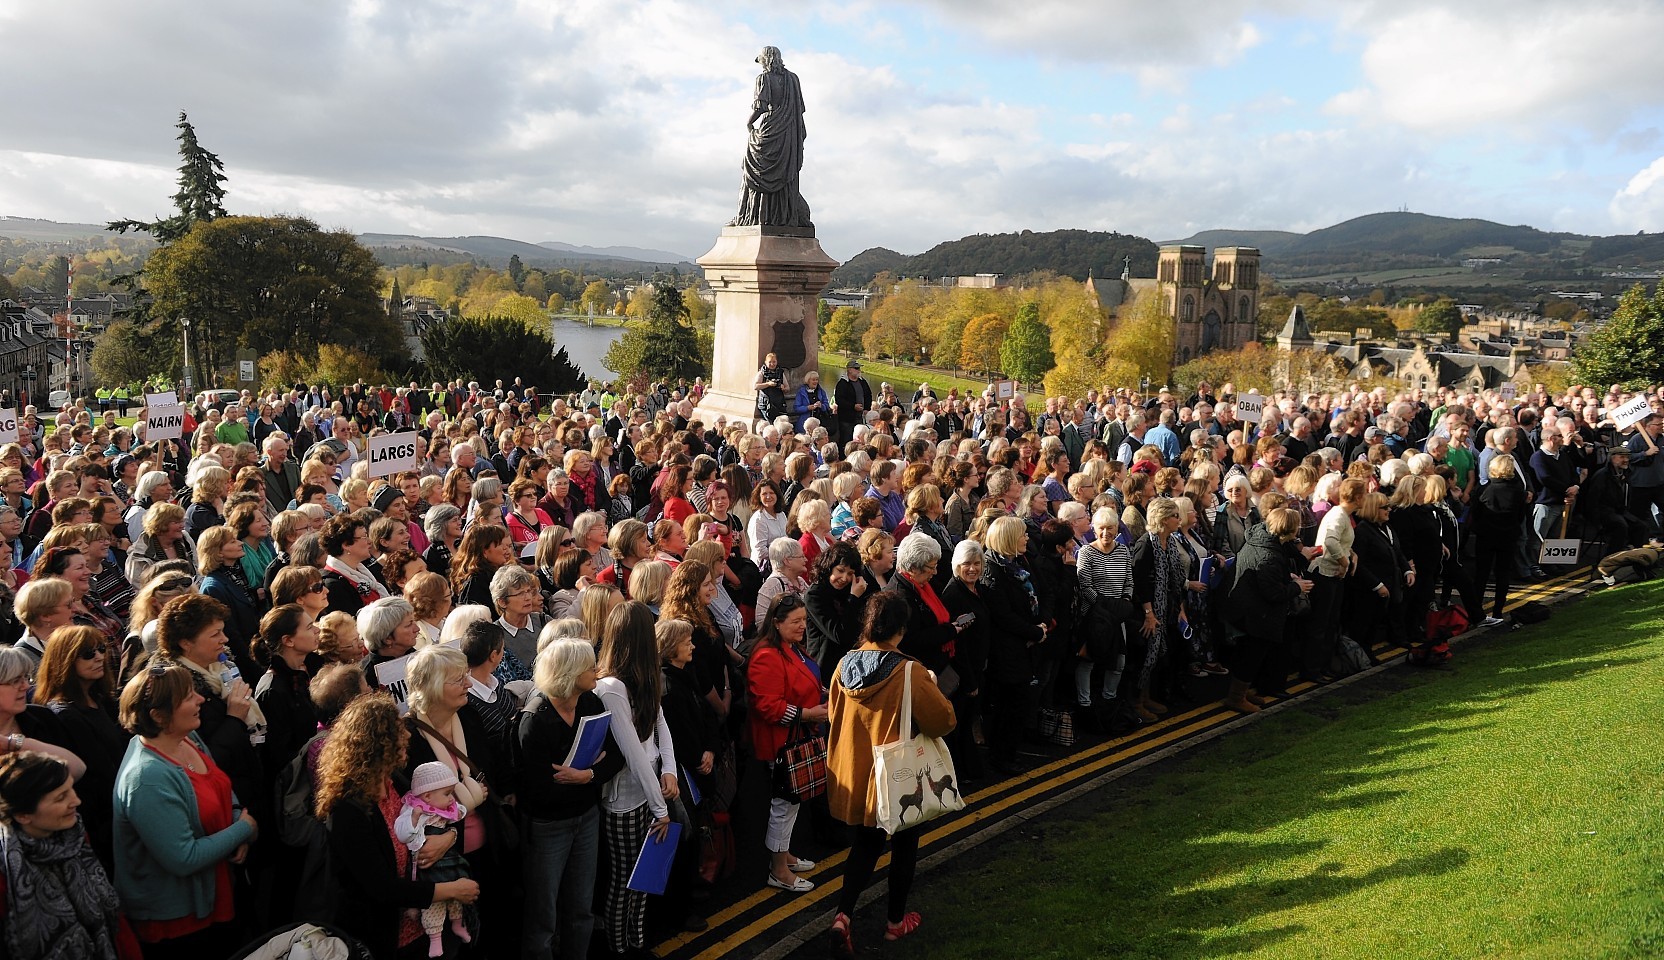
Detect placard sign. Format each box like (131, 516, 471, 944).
(145, 405, 185, 441)
(1235, 393, 1264, 423)
(144, 391, 178, 410)
(373, 654, 413, 714)
(1611, 394, 1653, 430)
(366, 432, 419, 478)
(0, 408, 18, 445)
(994, 380, 1016, 402)
(1538, 539, 1580, 565)
(1499, 382, 1517, 401)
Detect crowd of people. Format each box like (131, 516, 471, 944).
(0, 363, 1659, 959)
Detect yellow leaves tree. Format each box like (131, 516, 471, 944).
(863, 279, 928, 360)
(493, 293, 547, 329)
(682, 286, 714, 329)
(1103, 287, 1174, 386)
(958, 313, 1010, 374)
(579, 280, 614, 316)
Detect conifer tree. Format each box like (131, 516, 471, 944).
(108, 112, 227, 243)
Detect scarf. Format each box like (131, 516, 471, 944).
(982, 551, 1038, 620)
(413, 713, 488, 810)
(569, 467, 599, 510)
(180, 655, 269, 746)
(325, 555, 390, 603)
(401, 791, 465, 823)
(0, 820, 122, 960)
(1149, 532, 1185, 629)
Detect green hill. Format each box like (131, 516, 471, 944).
(1165, 229, 1302, 257)
(831, 229, 1159, 287)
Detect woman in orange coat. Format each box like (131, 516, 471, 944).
(824, 590, 955, 954)
(744, 593, 824, 893)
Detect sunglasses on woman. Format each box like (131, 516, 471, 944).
(79, 644, 109, 660)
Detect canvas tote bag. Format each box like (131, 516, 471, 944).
(873, 660, 966, 834)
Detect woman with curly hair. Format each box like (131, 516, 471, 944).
(316, 693, 480, 959)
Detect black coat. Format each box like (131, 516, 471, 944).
(978, 555, 1042, 685)
(254, 656, 319, 787)
(833, 376, 872, 426)
(940, 578, 990, 695)
(885, 574, 957, 673)
(660, 663, 720, 786)
(1476, 475, 1528, 541)
(1223, 526, 1304, 642)
(1388, 504, 1443, 584)
(327, 794, 436, 960)
(805, 578, 866, 679)
(1351, 519, 1408, 603)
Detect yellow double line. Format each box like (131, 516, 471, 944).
(657, 566, 1589, 958)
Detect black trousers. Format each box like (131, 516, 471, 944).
(984, 680, 1028, 768)
(1474, 532, 1519, 618)
(1302, 572, 1343, 676)
(837, 825, 921, 923)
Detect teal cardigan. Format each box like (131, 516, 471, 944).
(111, 733, 256, 922)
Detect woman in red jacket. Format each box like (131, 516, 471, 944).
(745, 594, 824, 893)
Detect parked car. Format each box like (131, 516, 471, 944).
(47, 389, 72, 409)
(195, 389, 241, 412)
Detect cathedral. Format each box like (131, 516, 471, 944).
(1086, 244, 1262, 365)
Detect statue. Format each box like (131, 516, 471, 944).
(729, 46, 812, 230)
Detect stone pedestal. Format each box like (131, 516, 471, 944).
(693, 226, 840, 429)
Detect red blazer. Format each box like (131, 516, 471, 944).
(746, 642, 823, 761)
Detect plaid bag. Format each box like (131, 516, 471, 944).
(771, 725, 828, 803)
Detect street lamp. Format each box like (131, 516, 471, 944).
(181, 317, 194, 395)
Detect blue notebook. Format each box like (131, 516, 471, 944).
(682, 766, 702, 807)
(626, 822, 683, 895)
(562, 711, 612, 770)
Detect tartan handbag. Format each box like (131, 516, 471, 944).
(771, 724, 828, 803)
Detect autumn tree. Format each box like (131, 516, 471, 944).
(1415, 297, 1464, 337)
(1001, 302, 1054, 384)
(1104, 287, 1175, 386)
(683, 287, 714, 329)
(579, 280, 614, 316)
(491, 293, 547, 329)
(90, 319, 172, 388)
(959, 313, 1009, 374)
(823, 307, 868, 354)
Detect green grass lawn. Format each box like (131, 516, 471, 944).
(818, 352, 998, 403)
(882, 580, 1664, 960)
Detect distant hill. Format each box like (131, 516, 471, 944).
(1283, 212, 1573, 258)
(832, 230, 1160, 287)
(537, 240, 693, 264)
(356, 233, 694, 271)
(0, 216, 137, 244)
(1164, 229, 1302, 257)
(831, 247, 909, 287)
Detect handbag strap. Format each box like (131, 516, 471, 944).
(411, 717, 483, 780)
(899, 659, 914, 743)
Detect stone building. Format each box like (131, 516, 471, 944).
(1086, 245, 1261, 365)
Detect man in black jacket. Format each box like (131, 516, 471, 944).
(1580, 446, 1651, 551)
(832, 360, 871, 449)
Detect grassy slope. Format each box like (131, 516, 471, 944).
(883, 581, 1664, 960)
(817, 352, 991, 402)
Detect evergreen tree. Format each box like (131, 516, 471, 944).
(108, 112, 227, 244)
(1415, 297, 1464, 337)
(1574, 283, 1664, 388)
(816, 298, 833, 333)
(420, 314, 585, 392)
(507, 254, 526, 290)
(604, 283, 708, 383)
(1001, 302, 1055, 384)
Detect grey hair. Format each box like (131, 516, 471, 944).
(355, 597, 415, 653)
(490, 563, 539, 602)
(136, 470, 171, 502)
(536, 618, 588, 656)
(472, 475, 502, 504)
(896, 532, 942, 573)
(768, 535, 803, 569)
(0, 647, 31, 686)
(406, 643, 468, 717)
(423, 504, 461, 545)
(572, 511, 607, 544)
(950, 538, 984, 570)
(534, 636, 597, 700)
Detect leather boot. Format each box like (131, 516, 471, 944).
(1223, 679, 1261, 714)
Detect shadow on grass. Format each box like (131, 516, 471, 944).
(794, 582, 1664, 960)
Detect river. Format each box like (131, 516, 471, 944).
(548, 318, 627, 380)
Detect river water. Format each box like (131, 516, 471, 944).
(548, 318, 627, 380)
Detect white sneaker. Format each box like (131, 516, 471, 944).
(1602, 575, 1617, 586)
(1480, 616, 1505, 627)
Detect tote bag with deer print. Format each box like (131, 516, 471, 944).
(873, 661, 965, 834)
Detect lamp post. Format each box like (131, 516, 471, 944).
(181, 318, 194, 396)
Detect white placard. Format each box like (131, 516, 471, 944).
(238, 360, 256, 383)
(144, 391, 178, 410)
(373, 654, 413, 714)
(145, 405, 185, 441)
(1611, 394, 1653, 430)
(1235, 394, 1264, 423)
(365, 432, 419, 478)
(0, 408, 18, 445)
(994, 380, 1016, 401)
(1499, 382, 1517, 401)
(1538, 539, 1580, 565)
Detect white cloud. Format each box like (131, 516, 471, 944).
(1332, 1, 1664, 138)
(1610, 156, 1664, 232)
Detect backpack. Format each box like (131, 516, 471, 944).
(1513, 601, 1552, 625)
(1328, 637, 1373, 678)
(1425, 605, 1470, 642)
(273, 732, 339, 924)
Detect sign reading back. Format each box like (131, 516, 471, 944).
(1538, 539, 1580, 565)
(366, 432, 418, 479)
(145, 405, 185, 441)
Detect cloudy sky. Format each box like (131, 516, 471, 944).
(3, 0, 1664, 262)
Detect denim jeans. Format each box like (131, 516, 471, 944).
(521, 806, 600, 960)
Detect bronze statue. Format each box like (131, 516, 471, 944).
(730, 46, 812, 230)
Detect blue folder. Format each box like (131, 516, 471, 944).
(626, 822, 683, 895)
(563, 711, 612, 770)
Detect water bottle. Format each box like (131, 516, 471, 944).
(218, 652, 240, 686)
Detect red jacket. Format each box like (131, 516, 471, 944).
(746, 642, 823, 761)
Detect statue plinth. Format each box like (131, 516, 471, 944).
(693, 226, 839, 429)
